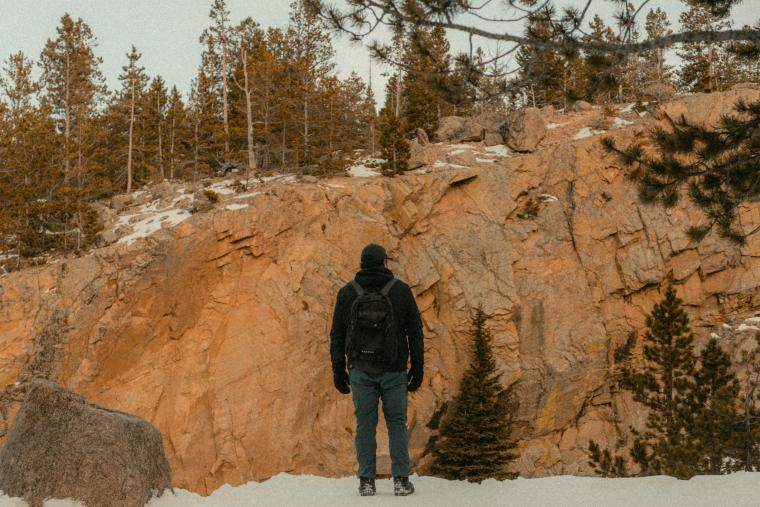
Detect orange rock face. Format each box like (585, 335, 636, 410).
(1, 91, 759, 495)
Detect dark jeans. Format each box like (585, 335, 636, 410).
(349, 368, 410, 478)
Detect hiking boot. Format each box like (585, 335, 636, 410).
(359, 476, 376, 496)
(393, 476, 415, 496)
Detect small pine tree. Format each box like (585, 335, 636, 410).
(430, 306, 518, 482)
(587, 440, 627, 477)
(621, 285, 697, 478)
(378, 112, 409, 176)
(688, 338, 742, 474)
(603, 97, 760, 246)
(513, 7, 567, 109)
(582, 15, 622, 104)
(378, 74, 409, 176)
(712, 321, 760, 471)
(641, 8, 674, 101)
(399, 26, 453, 136)
(677, 1, 737, 94)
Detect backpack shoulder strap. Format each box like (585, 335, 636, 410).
(350, 280, 365, 296)
(380, 278, 397, 296)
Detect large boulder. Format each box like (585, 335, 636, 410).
(0, 380, 171, 507)
(505, 107, 547, 152)
(435, 116, 485, 143)
(483, 131, 505, 147)
(472, 111, 507, 134)
(570, 100, 593, 112)
(659, 88, 760, 128)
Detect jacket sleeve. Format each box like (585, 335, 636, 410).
(330, 287, 350, 374)
(404, 285, 424, 370)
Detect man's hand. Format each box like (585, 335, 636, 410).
(333, 369, 351, 394)
(407, 366, 423, 392)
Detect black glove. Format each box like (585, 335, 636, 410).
(333, 369, 351, 394)
(407, 366, 423, 392)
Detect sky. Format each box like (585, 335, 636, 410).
(0, 1, 757, 105)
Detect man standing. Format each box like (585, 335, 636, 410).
(330, 243, 424, 496)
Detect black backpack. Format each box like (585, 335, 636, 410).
(346, 278, 398, 365)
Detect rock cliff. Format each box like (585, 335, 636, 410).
(1, 90, 759, 495)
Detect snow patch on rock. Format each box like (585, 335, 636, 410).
(574, 127, 605, 140)
(346, 157, 383, 177)
(484, 145, 510, 157)
(433, 161, 469, 170)
(613, 117, 634, 128)
(118, 208, 190, 246)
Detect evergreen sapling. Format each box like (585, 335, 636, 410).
(430, 306, 518, 482)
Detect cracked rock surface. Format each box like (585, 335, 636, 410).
(0, 90, 759, 494)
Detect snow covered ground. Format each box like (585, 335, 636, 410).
(346, 157, 383, 177)
(4, 473, 760, 507)
(153, 473, 758, 507)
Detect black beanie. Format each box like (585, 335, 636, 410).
(360, 243, 391, 268)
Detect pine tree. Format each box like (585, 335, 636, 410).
(678, 1, 737, 93)
(688, 338, 742, 474)
(400, 26, 452, 136)
(469, 51, 509, 115)
(378, 75, 409, 176)
(641, 8, 675, 101)
(718, 320, 760, 471)
(39, 13, 107, 186)
(621, 285, 697, 478)
(37, 14, 107, 254)
(196, 34, 225, 169)
(587, 441, 627, 477)
(430, 306, 518, 482)
(603, 97, 760, 245)
(614, 3, 646, 103)
(142, 76, 168, 180)
(446, 47, 483, 115)
(287, 0, 335, 168)
(514, 8, 567, 108)
(362, 67, 378, 154)
(164, 86, 191, 180)
(200, 0, 232, 157)
(119, 46, 147, 193)
(0, 52, 60, 260)
(229, 17, 263, 178)
(732, 22, 760, 84)
(582, 15, 621, 104)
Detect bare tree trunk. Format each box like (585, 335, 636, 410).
(64, 52, 71, 181)
(77, 120, 84, 190)
(329, 95, 334, 153)
(303, 90, 309, 167)
(394, 77, 401, 118)
(281, 121, 286, 167)
(193, 120, 199, 184)
(221, 29, 230, 156)
(241, 47, 256, 181)
(263, 78, 271, 169)
(157, 92, 164, 179)
(169, 116, 176, 180)
(369, 119, 375, 155)
(127, 76, 136, 194)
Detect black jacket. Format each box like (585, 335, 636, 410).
(330, 265, 424, 374)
